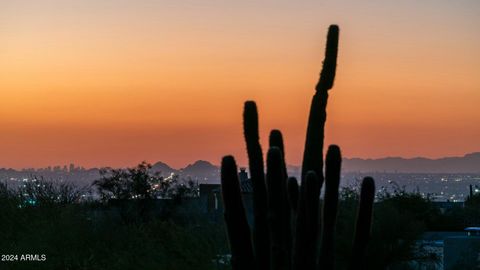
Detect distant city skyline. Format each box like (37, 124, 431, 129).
(1, 0, 479, 168)
(2, 157, 479, 202)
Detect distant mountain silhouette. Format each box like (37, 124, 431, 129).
(1, 153, 478, 186)
(342, 152, 480, 173)
(151, 161, 178, 176)
(151, 160, 219, 182)
(159, 152, 480, 180)
(180, 160, 219, 182)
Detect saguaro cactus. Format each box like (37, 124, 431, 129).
(243, 101, 270, 270)
(221, 25, 376, 270)
(221, 156, 255, 269)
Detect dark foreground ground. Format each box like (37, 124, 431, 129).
(1, 184, 479, 270)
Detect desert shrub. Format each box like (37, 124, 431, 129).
(0, 179, 228, 270)
(335, 185, 441, 270)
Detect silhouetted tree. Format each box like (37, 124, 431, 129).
(17, 176, 87, 207)
(93, 161, 198, 202)
(94, 162, 199, 223)
(94, 161, 154, 201)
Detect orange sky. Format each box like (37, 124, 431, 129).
(1, 0, 479, 169)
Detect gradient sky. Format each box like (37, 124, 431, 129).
(1, 0, 479, 169)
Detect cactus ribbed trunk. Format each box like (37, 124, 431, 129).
(349, 177, 375, 270)
(268, 130, 293, 265)
(320, 145, 342, 270)
(221, 156, 255, 270)
(293, 170, 320, 270)
(287, 177, 299, 212)
(266, 147, 290, 270)
(301, 24, 339, 183)
(243, 101, 270, 270)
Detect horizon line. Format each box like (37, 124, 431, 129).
(3, 151, 478, 171)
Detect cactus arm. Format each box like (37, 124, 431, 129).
(269, 130, 293, 265)
(287, 177, 299, 213)
(243, 101, 270, 269)
(269, 129, 285, 157)
(301, 92, 327, 186)
(221, 156, 255, 270)
(348, 177, 375, 270)
(269, 129, 287, 184)
(316, 25, 339, 92)
(294, 171, 321, 270)
(301, 24, 339, 183)
(320, 145, 342, 270)
(266, 147, 291, 270)
(269, 129, 288, 182)
(287, 176, 299, 263)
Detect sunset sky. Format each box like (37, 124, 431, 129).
(1, 0, 479, 169)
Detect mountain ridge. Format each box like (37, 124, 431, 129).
(342, 152, 480, 173)
(2, 153, 479, 178)
(152, 152, 480, 175)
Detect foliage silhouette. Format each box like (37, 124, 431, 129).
(93, 161, 197, 202)
(93, 162, 198, 223)
(0, 183, 229, 270)
(17, 176, 86, 207)
(335, 185, 442, 270)
(220, 25, 376, 270)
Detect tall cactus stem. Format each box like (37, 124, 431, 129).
(243, 101, 270, 269)
(349, 177, 375, 270)
(294, 170, 321, 270)
(269, 130, 293, 262)
(221, 156, 255, 270)
(288, 177, 299, 213)
(266, 147, 290, 270)
(301, 24, 339, 183)
(269, 129, 285, 157)
(320, 145, 342, 270)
